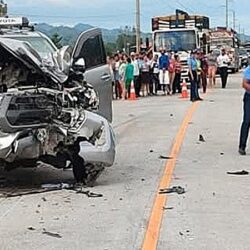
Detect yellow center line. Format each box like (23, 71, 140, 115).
(141, 101, 200, 250)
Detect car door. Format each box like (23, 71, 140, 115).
(72, 28, 113, 122)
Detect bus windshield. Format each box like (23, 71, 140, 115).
(154, 30, 196, 52)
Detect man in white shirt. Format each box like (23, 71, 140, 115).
(131, 52, 140, 97)
(217, 48, 230, 88)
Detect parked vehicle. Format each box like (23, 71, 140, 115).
(210, 27, 240, 73)
(239, 47, 249, 68)
(0, 17, 115, 184)
(152, 9, 210, 80)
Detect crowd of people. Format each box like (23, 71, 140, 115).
(107, 50, 183, 100)
(107, 48, 230, 102)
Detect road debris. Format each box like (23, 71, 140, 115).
(227, 170, 249, 175)
(75, 189, 103, 198)
(220, 152, 224, 155)
(159, 186, 185, 195)
(149, 150, 154, 153)
(42, 197, 47, 202)
(27, 227, 36, 231)
(41, 183, 74, 190)
(42, 229, 62, 239)
(163, 207, 174, 210)
(199, 134, 205, 142)
(159, 155, 173, 160)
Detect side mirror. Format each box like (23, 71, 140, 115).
(74, 58, 86, 72)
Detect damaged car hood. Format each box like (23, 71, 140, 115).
(0, 38, 68, 84)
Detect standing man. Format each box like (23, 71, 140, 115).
(151, 54, 160, 95)
(131, 52, 140, 98)
(217, 48, 230, 88)
(239, 65, 250, 155)
(188, 50, 202, 102)
(159, 49, 169, 95)
(113, 54, 122, 99)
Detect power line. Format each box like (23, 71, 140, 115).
(8, 13, 131, 20)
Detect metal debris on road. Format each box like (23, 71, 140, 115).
(159, 186, 185, 195)
(227, 170, 249, 175)
(42, 229, 62, 239)
(199, 134, 206, 142)
(75, 189, 103, 198)
(159, 155, 173, 160)
(41, 183, 74, 190)
(163, 207, 174, 210)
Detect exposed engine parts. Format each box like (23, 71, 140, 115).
(0, 37, 115, 184)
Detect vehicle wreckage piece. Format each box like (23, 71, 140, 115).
(0, 37, 115, 183)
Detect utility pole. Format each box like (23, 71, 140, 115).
(232, 10, 235, 31)
(136, 0, 141, 53)
(226, 0, 229, 29)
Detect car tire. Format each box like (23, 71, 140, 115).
(72, 153, 86, 183)
(71, 138, 87, 183)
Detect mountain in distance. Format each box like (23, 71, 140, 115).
(35, 23, 151, 46)
(239, 33, 250, 43)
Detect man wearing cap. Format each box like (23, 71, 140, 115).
(217, 48, 230, 88)
(239, 63, 250, 155)
(187, 50, 202, 102)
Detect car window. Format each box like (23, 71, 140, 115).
(8, 36, 56, 59)
(77, 35, 106, 69)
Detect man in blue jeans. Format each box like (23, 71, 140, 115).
(239, 65, 250, 155)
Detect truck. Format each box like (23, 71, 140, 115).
(0, 16, 115, 185)
(151, 9, 210, 80)
(210, 27, 240, 73)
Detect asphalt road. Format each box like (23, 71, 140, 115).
(0, 72, 248, 250)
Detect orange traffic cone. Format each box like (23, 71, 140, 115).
(180, 79, 188, 98)
(129, 80, 137, 101)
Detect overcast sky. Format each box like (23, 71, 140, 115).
(6, 0, 249, 34)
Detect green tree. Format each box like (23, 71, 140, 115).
(116, 26, 136, 54)
(51, 33, 63, 49)
(105, 42, 117, 56)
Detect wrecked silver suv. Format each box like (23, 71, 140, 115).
(0, 19, 115, 184)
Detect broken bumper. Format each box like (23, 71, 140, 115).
(78, 111, 116, 167)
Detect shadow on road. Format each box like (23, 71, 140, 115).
(0, 165, 74, 198)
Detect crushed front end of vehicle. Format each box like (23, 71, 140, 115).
(0, 38, 115, 184)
